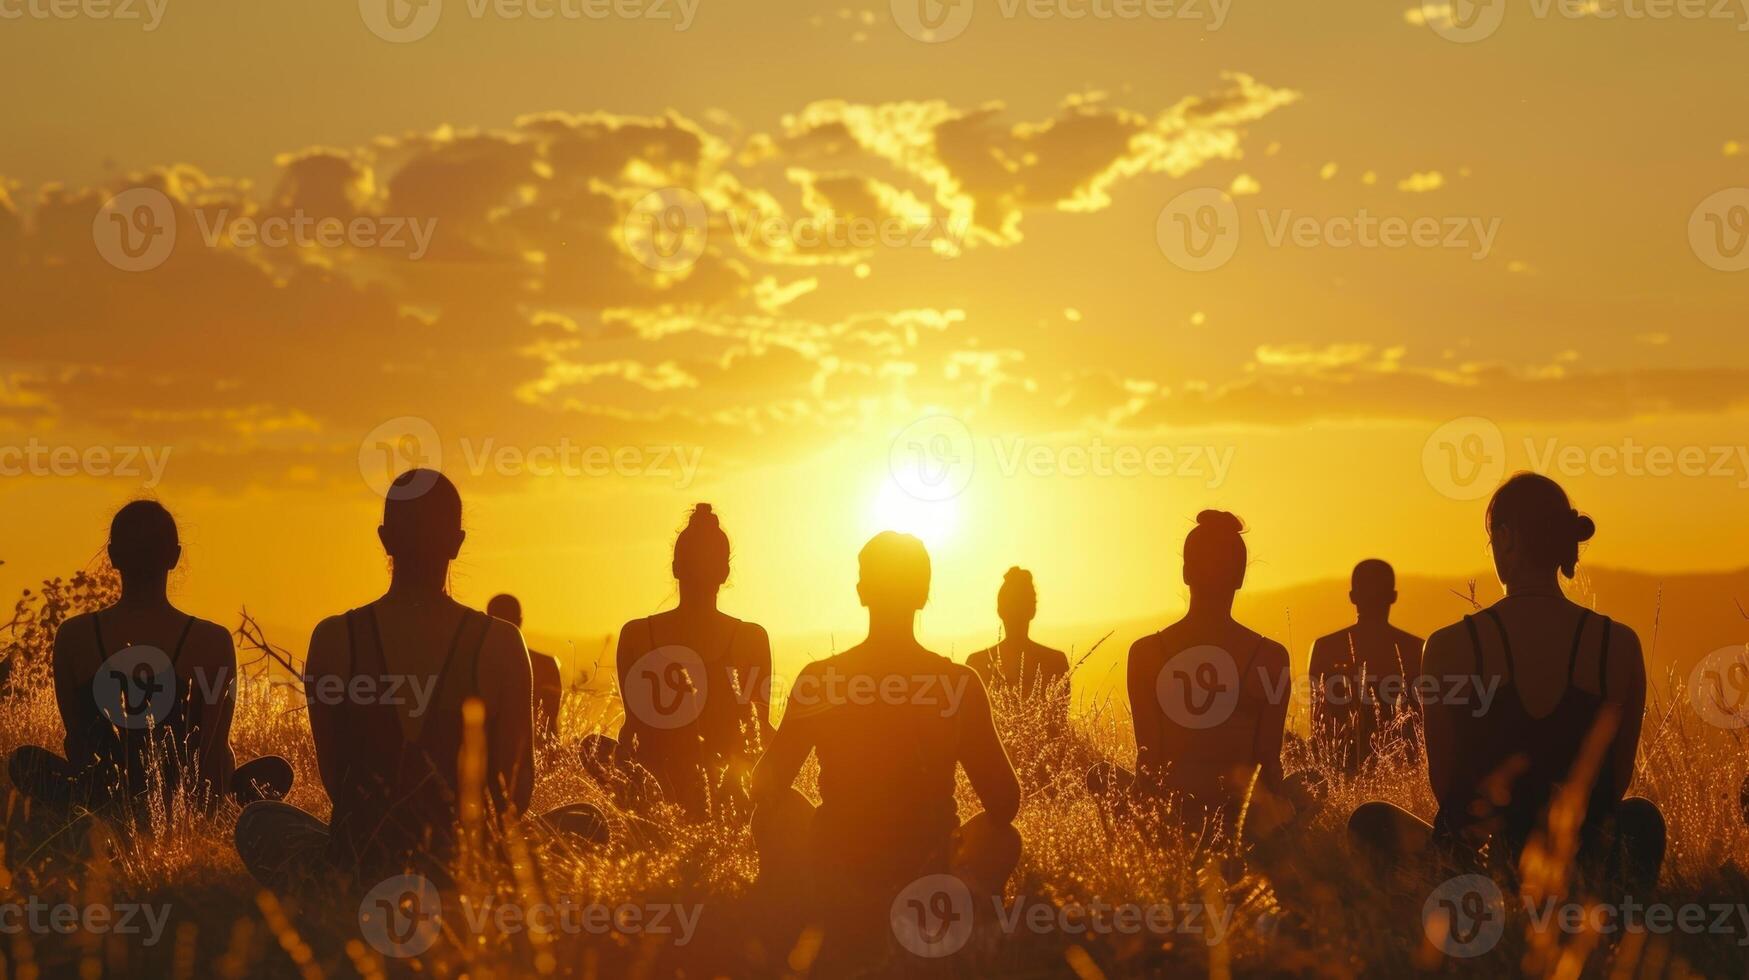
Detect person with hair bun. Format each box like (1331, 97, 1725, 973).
(234, 470, 606, 889)
(9, 500, 294, 818)
(1349, 473, 1664, 892)
(967, 567, 1071, 728)
(583, 503, 774, 821)
(1089, 510, 1312, 839)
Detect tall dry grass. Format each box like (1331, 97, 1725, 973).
(0, 571, 1746, 978)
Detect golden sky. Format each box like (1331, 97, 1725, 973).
(2, 1, 1747, 661)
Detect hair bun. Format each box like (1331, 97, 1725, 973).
(688, 503, 718, 529)
(1003, 566, 1032, 586)
(1195, 509, 1244, 535)
(1571, 510, 1596, 543)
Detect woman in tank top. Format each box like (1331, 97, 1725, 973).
(1349, 473, 1664, 892)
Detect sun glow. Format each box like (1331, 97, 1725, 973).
(870, 478, 960, 551)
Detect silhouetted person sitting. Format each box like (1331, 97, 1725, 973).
(234, 470, 603, 889)
(1348, 473, 1664, 894)
(1308, 560, 1426, 774)
(750, 532, 1021, 959)
(487, 594, 563, 744)
(9, 501, 292, 818)
(967, 567, 1070, 729)
(1088, 511, 1313, 840)
(582, 504, 773, 822)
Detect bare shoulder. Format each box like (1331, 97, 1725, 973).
(55, 611, 96, 650)
(1603, 616, 1644, 684)
(183, 617, 237, 669)
(306, 613, 353, 674)
(1250, 634, 1290, 672)
(1422, 620, 1474, 676)
(479, 615, 530, 665)
(1038, 644, 1070, 672)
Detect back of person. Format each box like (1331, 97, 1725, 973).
(1436, 601, 1630, 857)
(1144, 628, 1279, 808)
(31, 500, 255, 810)
(1309, 560, 1425, 773)
(318, 602, 496, 873)
(1120, 511, 1296, 828)
(1352, 472, 1661, 893)
(803, 651, 966, 881)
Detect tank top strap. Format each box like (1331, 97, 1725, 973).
(169, 616, 196, 666)
(425, 611, 488, 729)
(1566, 609, 1593, 685)
(1597, 615, 1613, 698)
(1462, 614, 1483, 677)
(1481, 608, 1516, 684)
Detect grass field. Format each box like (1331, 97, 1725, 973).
(2, 567, 1747, 978)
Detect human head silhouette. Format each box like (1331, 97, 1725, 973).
(1487, 471, 1594, 582)
(377, 469, 464, 567)
(1349, 559, 1397, 619)
(1183, 510, 1247, 596)
(486, 593, 523, 627)
(997, 566, 1036, 633)
(857, 531, 931, 615)
(672, 503, 730, 589)
(107, 500, 180, 579)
